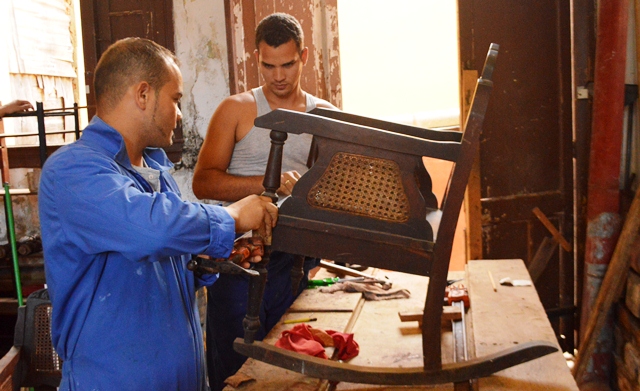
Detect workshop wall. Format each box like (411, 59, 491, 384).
(0, 0, 85, 242)
(171, 0, 230, 203)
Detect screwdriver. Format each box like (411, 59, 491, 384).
(307, 277, 367, 287)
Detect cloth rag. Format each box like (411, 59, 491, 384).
(275, 323, 359, 360)
(319, 281, 411, 300)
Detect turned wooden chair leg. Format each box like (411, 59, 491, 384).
(243, 253, 269, 344)
(243, 129, 286, 344)
(290, 255, 305, 296)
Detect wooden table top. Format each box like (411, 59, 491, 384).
(223, 259, 578, 391)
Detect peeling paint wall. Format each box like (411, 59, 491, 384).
(172, 0, 230, 203)
(225, 0, 341, 106)
(172, 0, 342, 202)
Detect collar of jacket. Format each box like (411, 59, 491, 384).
(81, 116, 174, 172)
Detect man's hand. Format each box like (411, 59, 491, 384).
(0, 100, 33, 118)
(277, 170, 301, 197)
(231, 237, 265, 267)
(224, 194, 278, 237)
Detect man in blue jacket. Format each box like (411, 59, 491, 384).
(38, 37, 277, 391)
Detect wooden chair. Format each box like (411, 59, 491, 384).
(234, 43, 558, 385)
(0, 289, 61, 391)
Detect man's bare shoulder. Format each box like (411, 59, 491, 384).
(221, 91, 256, 109)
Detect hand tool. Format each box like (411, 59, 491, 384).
(284, 317, 318, 324)
(4, 182, 23, 305)
(319, 260, 374, 278)
(307, 276, 391, 288)
(187, 236, 264, 277)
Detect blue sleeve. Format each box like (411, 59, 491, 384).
(39, 148, 235, 261)
(196, 273, 219, 288)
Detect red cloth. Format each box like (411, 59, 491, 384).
(327, 330, 359, 360)
(275, 324, 359, 361)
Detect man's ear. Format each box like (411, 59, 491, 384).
(135, 81, 152, 110)
(254, 49, 260, 64)
(300, 47, 309, 65)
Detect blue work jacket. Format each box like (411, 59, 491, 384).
(38, 117, 235, 391)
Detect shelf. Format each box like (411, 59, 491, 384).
(0, 129, 78, 139)
(0, 298, 19, 315)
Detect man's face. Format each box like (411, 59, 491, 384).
(146, 63, 183, 148)
(256, 40, 308, 98)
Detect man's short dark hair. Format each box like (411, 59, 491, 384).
(255, 13, 304, 53)
(94, 37, 179, 111)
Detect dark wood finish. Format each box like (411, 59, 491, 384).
(1, 103, 85, 169)
(224, 0, 259, 95)
(235, 44, 557, 385)
(528, 237, 559, 283)
(3, 146, 62, 169)
(532, 207, 572, 252)
(234, 339, 557, 385)
(242, 260, 268, 344)
(458, 0, 575, 351)
(79, 0, 182, 162)
(224, 0, 342, 106)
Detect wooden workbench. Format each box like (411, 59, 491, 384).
(223, 259, 578, 391)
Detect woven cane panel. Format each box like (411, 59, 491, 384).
(34, 305, 61, 372)
(307, 153, 410, 222)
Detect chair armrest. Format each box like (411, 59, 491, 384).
(255, 109, 461, 162)
(309, 108, 462, 142)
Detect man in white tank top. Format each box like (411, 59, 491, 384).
(192, 13, 337, 391)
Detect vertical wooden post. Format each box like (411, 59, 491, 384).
(0, 101, 9, 184)
(461, 70, 481, 261)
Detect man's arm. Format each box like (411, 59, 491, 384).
(193, 95, 265, 202)
(0, 100, 33, 118)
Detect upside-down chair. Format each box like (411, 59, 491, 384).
(233, 43, 558, 385)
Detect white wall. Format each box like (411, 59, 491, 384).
(172, 0, 230, 202)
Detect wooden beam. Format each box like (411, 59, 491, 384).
(462, 70, 482, 261)
(532, 207, 572, 252)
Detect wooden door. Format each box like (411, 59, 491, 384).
(224, 0, 341, 107)
(458, 0, 575, 352)
(79, 0, 182, 161)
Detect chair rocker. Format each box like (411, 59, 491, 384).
(233, 43, 558, 385)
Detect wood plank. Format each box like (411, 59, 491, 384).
(227, 270, 461, 390)
(0, 346, 20, 390)
(625, 270, 640, 318)
(462, 70, 482, 261)
(0, 298, 19, 315)
(528, 236, 558, 282)
(532, 207, 572, 252)
(467, 260, 577, 390)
